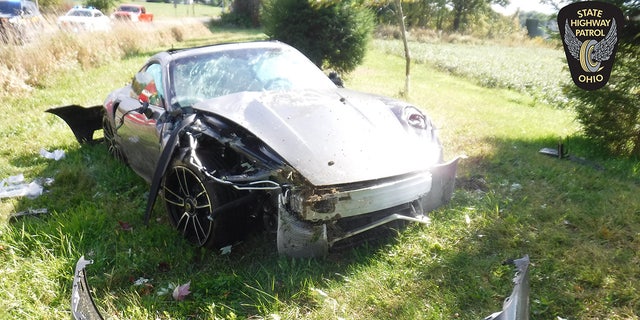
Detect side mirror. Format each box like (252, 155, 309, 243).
(131, 71, 159, 112)
(328, 71, 344, 88)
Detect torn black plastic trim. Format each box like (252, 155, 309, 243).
(71, 256, 103, 320)
(484, 255, 530, 320)
(46, 105, 103, 144)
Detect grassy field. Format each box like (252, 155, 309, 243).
(1, 23, 640, 320)
(374, 39, 570, 106)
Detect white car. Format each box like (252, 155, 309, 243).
(57, 7, 110, 32)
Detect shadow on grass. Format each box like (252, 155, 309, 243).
(390, 134, 640, 319)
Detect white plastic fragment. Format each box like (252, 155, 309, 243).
(133, 277, 150, 286)
(0, 174, 44, 199)
(219, 245, 233, 255)
(40, 148, 66, 161)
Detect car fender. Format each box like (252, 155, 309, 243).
(46, 105, 103, 144)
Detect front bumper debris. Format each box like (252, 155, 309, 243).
(297, 155, 464, 222)
(484, 255, 531, 320)
(71, 256, 103, 320)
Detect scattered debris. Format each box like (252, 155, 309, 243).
(39, 148, 66, 161)
(71, 256, 103, 320)
(219, 245, 233, 255)
(133, 277, 150, 286)
(539, 142, 604, 171)
(484, 255, 530, 320)
(0, 174, 45, 199)
(9, 208, 48, 219)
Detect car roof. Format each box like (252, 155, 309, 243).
(146, 41, 287, 67)
(165, 41, 287, 59)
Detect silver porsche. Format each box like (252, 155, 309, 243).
(48, 41, 462, 257)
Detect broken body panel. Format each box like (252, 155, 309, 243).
(71, 255, 530, 319)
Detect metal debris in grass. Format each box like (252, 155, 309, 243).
(9, 208, 48, 220)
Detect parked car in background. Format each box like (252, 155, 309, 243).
(0, 0, 42, 44)
(57, 6, 111, 32)
(111, 4, 153, 22)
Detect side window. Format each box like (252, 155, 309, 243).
(145, 63, 164, 106)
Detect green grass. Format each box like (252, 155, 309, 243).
(373, 39, 571, 106)
(1, 27, 640, 320)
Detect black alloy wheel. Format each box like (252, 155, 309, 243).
(163, 163, 220, 248)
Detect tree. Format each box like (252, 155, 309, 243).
(219, 0, 262, 27)
(85, 0, 118, 12)
(449, 0, 508, 32)
(565, 0, 640, 156)
(262, 0, 375, 74)
(393, 0, 411, 96)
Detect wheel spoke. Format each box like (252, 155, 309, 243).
(176, 168, 190, 197)
(163, 185, 185, 205)
(192, 217, 207, 245)
(177, 211, 190, 227)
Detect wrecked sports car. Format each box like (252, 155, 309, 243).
(48, 41, 462, 257)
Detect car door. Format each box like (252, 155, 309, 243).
(115, 62, 167, 182)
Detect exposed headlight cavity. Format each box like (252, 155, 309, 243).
(404, 106, 429, 130)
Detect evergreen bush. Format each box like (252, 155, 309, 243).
(262, 0, 374, 74)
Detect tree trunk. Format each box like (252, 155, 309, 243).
(395, 0, 410, 97)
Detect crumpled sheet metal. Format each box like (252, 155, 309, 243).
(484, 255, 530, 320)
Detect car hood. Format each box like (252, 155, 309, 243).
(192, 89, 442, 186)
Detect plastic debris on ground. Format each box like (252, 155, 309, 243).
(0, 174, 47, 199)
(40, 148, 66, 161)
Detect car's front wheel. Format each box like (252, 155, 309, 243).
(102, 113, 126, 163)
(162, 160, 228, 248)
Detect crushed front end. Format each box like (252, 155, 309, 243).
(276, 156, 463, 257)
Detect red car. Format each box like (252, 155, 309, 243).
(111, 4, 153, 22)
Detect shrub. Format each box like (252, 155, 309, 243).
(84, 0, 118, 12)
(566, 2, 640, 157)
(219, 0, 262, 28)
(568, 42, 640, 156)
(262, 0, 374, 74)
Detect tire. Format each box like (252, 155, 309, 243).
(162, 159, 229, 248)
(102, 113, 127, 163)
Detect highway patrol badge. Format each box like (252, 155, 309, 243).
(558, 1, 624, 90)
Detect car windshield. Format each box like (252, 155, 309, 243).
(0, 1, 21, 15)
(169, 46, 336, 107)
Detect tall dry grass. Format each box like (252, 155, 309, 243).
(0, 17, 213, 97)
